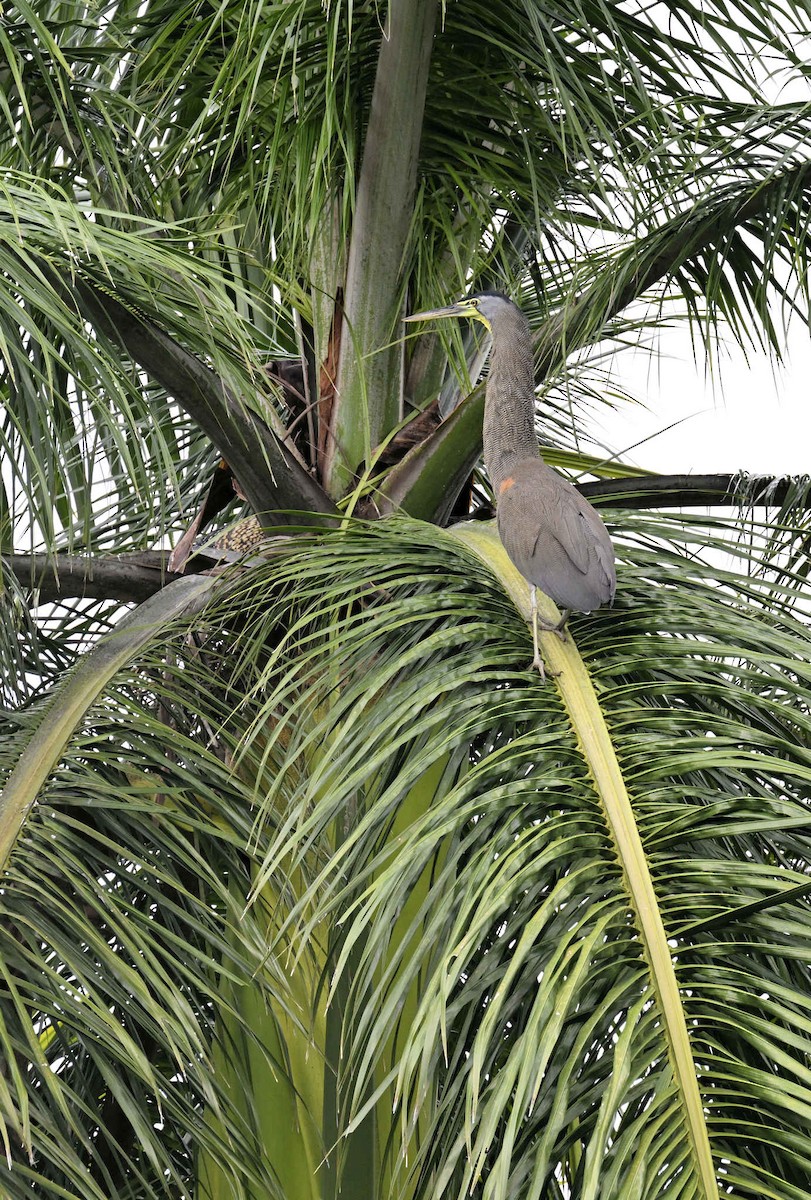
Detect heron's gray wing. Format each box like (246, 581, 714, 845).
(545, 487, 594, 575)
(588, 512, 616, 597)
(538, 482, 616, 601)
(497, 462, 615, 609)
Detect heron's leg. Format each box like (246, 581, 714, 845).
(530, 586, 545, 679)
(529, 588, 564, 680)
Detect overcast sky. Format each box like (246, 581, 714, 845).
(598, 10, 811, 480)
(597, 320, 811, 478)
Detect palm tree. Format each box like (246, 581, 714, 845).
(2, 1, 811, 1197)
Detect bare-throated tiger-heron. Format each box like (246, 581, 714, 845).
(405, 292, 616, 676)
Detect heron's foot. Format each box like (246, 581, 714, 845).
(530, 652, 560, 681)
(535, 609, 570, 640)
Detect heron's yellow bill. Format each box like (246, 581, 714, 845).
(403, 300, 480, 323)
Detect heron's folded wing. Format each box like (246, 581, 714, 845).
(545, 489, 593, 575)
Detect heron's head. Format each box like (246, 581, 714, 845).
(404, 291, 515, 332)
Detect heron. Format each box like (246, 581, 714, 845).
(404, 292, 616, 676)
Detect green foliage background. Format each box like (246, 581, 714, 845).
(2, 2, 811, 1198)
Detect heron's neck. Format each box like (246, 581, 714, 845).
(482, 305, 538, 488)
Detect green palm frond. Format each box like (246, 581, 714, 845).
(4, 505, 811, 1198)
(0, 706, 269, 1198)
(4, 4, 811, 1198)
(0, 172, 284, 550)
(2, 3, 811, 536)
(232, 514, 811, 1200)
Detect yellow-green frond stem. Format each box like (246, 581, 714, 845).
(447, 520, 719, 1200)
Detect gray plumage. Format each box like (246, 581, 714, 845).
(476, 293, 616, 614)
(404, 291, 616, 674)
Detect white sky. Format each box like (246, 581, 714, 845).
(596, 9, 811, 479)
(579, 3, 811, 479)
(598, 321, 811, 476)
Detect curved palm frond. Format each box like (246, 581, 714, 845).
(0, 172, 289, 551)
(2, 2, 811, 541)
(234, 513, 811, 1200)
(3, 503, 811, 1198)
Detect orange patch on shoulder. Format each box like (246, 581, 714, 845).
(498, 476, 516, 495)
